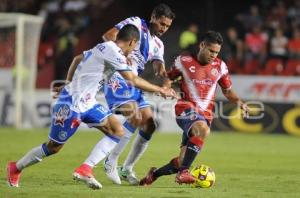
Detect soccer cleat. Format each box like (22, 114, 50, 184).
(7, 162, 21, 187)
(139, 167, 157, 186)
(175, 169, 196, 184)
(73, 164, 102, 189)
(118, 166, 139, 185)
(104, 158, 121, 185)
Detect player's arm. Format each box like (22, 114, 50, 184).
(152, 60, 167, 77)
(119, 70, 177, 98)
(222, 88, 249, 117)
(66, 54, 83, 82)
(52, 54, 83, 98)
(102, 27, 119, 42)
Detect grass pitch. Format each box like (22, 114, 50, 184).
(0, 128, 300, 198)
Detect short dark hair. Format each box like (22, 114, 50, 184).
(152, 3, 175, 20)
(201, 31, 223, 45)
(117, 24, 140, 41)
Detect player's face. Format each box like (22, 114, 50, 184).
(198, 42, 221, 64)
(150, 15, 173, 37)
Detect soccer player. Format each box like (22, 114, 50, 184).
(6, 24, 176, 189)
(139, 31, 250, 185)
(73, 4, 175, 185)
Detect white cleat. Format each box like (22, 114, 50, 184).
(104, 158, 121, 185)
(73, 172, 102, 190)
(118, 166, 139, 185)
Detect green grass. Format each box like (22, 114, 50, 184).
(0, 128, 300, 198)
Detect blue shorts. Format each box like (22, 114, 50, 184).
(49, 89, 112, 144)
(103, 75, 150, 110)
(176, 109, 209, 146)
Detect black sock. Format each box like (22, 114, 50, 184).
(180, 136, 203, 170)
(153, 157, 179, 178)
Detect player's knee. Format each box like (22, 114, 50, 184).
(142, 118, 156, 133)
(46, 141, 63, 154)
(112, 124, 124, 138)
(191, 121, 210, 139)
(128, 115, 141, 128)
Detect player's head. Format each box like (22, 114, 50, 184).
(198, 31, 223, 65)
(150, 3, 175, 37)
(116, 24, 140, 56)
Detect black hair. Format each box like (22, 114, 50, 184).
(116, 24, 140, 42)
(152, 3, 175, 20)
(201, 31, 223, 45)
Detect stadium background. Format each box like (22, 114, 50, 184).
(0, 0, 299, 135)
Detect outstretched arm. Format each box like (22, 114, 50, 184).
(52, 54, 83, 98)
(119, 70, 177, 99)
(222, 88, 249, 117)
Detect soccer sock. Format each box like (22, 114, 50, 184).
(107, 121, 136, 166)
(153, 157, 180, 178)
(180, 136, 204, 170)
(84, 135, 120, 168)
(123, 130, 151, 172)
(16, 143, 52, 171)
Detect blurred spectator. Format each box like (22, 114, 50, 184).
(265, 1, 287, 31)
(54, 17, 78, 80)
(287, 28, 300, 59)
(269, 28, 288, 60)
(245, 25, 268, 64)
(179, 23, 199, 51)
(236, 5, 263, 33)
(287, 0, 300, 27)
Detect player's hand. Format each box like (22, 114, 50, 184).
(158, 87, 178, 99)
(239, 102, 250, 118)
(155, 67, 168, 78)
(52, 85, 65, 99)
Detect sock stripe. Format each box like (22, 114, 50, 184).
(139, 130, 152, 141)
(123, 121, 136, 133)
(189, 136, 204, 147)
(106, 134, 120, 143)
(42, 143, 51, 156)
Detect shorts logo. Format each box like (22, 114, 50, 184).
(108, 77, 122, 92)
(58, 131, 68, 141)
(54, 105, 70, 127)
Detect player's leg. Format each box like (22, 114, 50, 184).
(175, 119, 210, 184)
(7, 100, 80, 187)
(120, 105, 155, 185)
(104, 101, 141, 176)
(139, 141, 186, 186)
(73, 105, 124, 188)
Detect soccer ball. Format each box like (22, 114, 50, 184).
(190, 164, 215, 188)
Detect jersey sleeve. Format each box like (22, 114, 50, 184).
(218, 61, 232, 90)
(115, 16, 141, 30)
(167, 56, 182, 80)
(150, 38, 165, 63)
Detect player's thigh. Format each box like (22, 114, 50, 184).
(118, 101, 141, 122)
(49, 103, 81, 144)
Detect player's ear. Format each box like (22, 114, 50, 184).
(199, 42, 205, 50)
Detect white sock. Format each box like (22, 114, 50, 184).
(16, 144, 48, 171)
(108, 121, 136, 167)
(123, 131, 149, 172)
(84, 136, 118, 167)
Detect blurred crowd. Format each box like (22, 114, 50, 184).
(0, 0, 300, 88)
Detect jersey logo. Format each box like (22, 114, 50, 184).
(181, 56, 193, 62)
(108, 78, 122, 92)
(189, 66, 196, 73)
(54, 105, 70, 127)
(211, 68, 219, 76)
